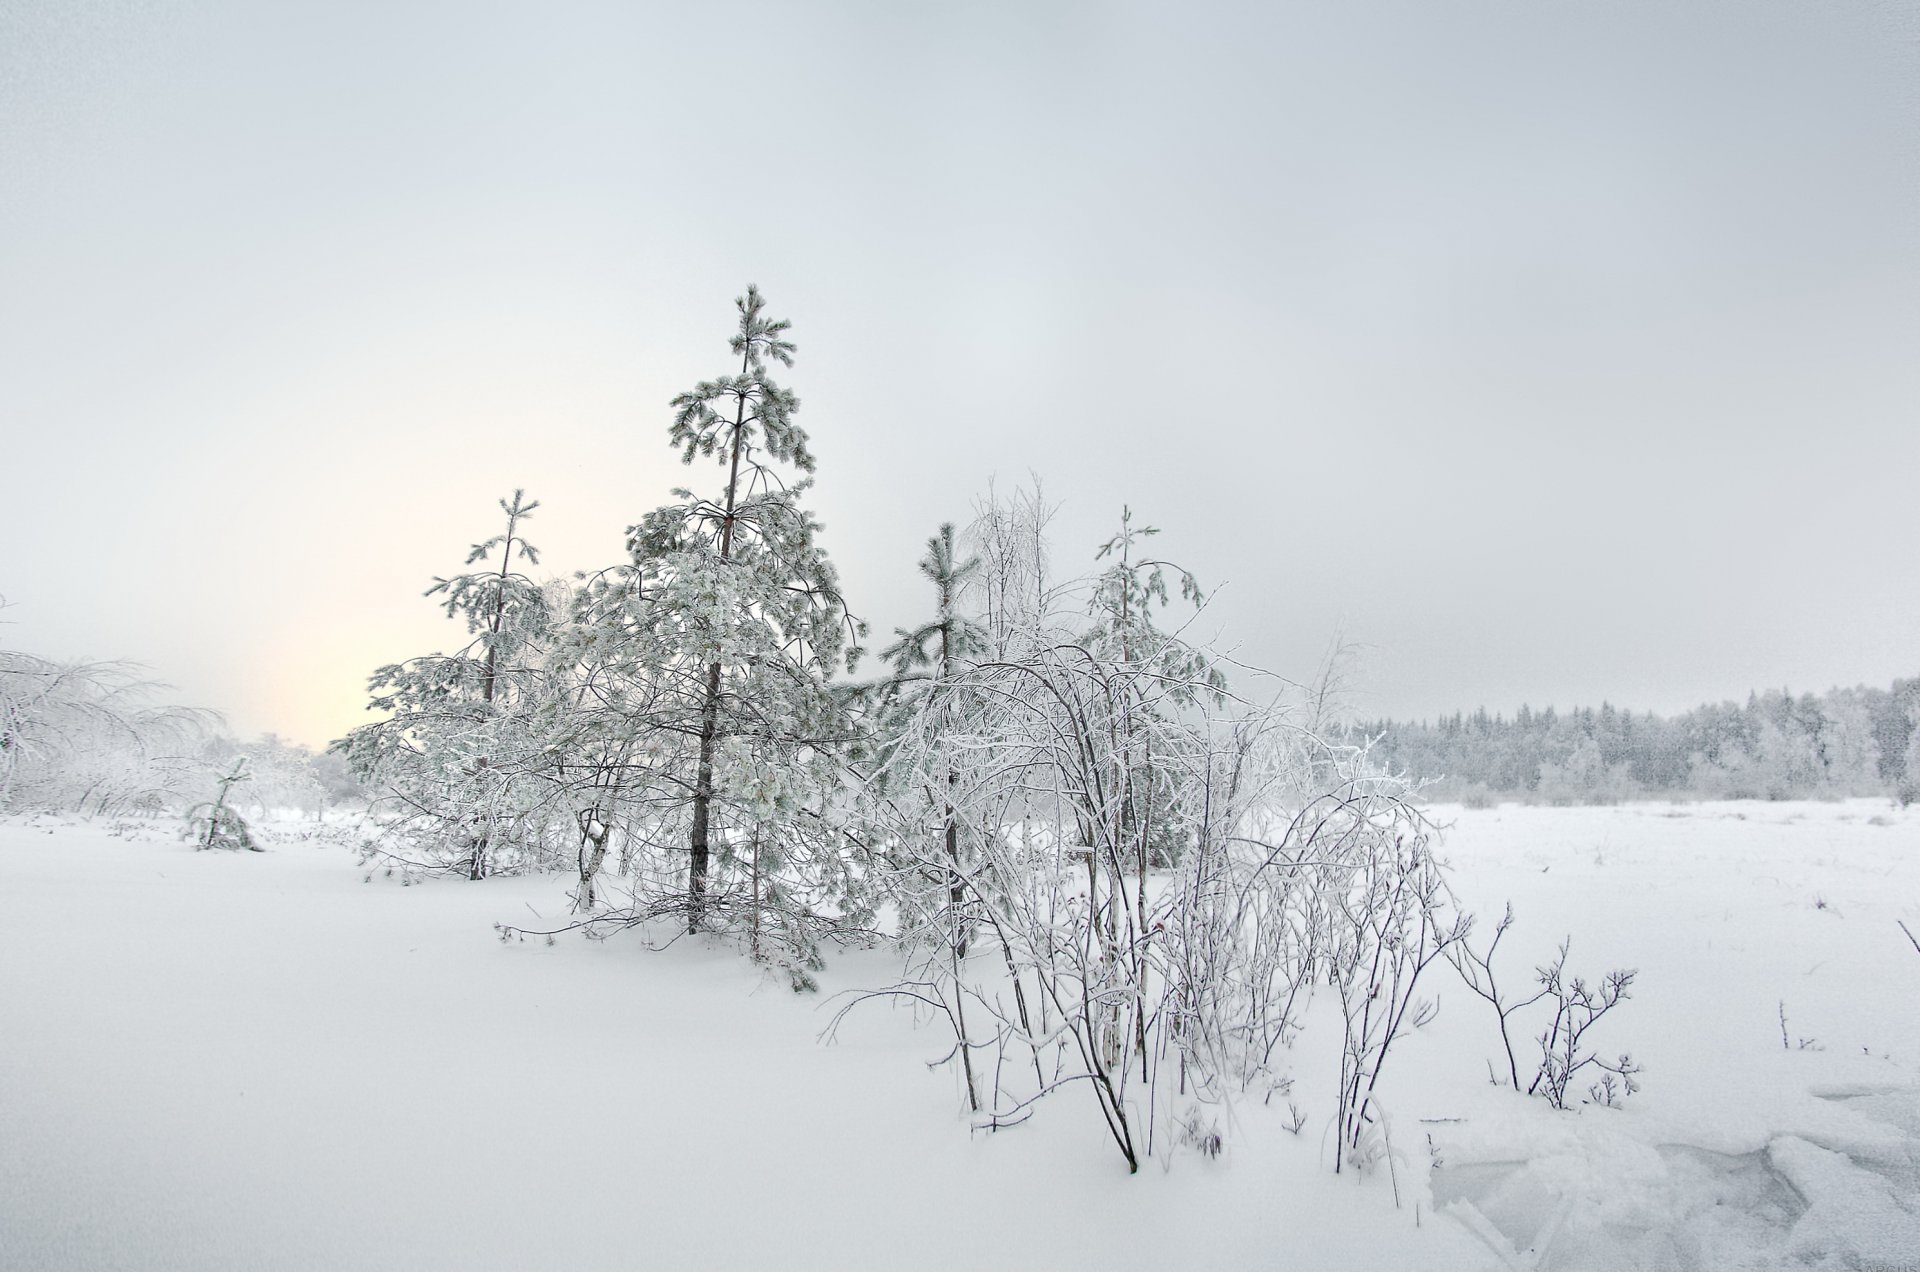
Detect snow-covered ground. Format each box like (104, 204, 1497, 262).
(3, 801, 1917, 1270)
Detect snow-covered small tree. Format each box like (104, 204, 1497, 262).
(333, 491, 572, 879)
(967, 479, 1057, 660)
(1082, 506, 1227, 871)
(187, 757, 262, 851)
(859, 524, 996, 1104)
(876, 523, 989, 933)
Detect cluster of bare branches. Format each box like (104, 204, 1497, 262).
(829, 487, 1466, 1175)
(1449, 907, 1641, 1110)
(1530, 943, 1640, 1110)
(1324, 809, 1463, 1171)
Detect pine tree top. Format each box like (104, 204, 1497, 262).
(668, 286, 814, 474)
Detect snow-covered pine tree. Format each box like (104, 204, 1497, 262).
(877, 524, 988, 924)
(619, 286, 865, 973)
(1083, 506, 1227, 871)
(863, 524, 994, 1106)
(333, 491, 571, 879)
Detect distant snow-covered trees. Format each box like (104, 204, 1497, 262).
(1362, 681, 1920, 804)
(1899, 690, 1920, 807)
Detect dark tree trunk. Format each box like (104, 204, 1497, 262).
(687, 348, 751, 931)
(688, 662, 722, 932)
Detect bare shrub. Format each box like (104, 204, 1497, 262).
(1449, 907, 1642, 1109)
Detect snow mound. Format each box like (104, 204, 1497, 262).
(1434, 1091, 1920, 1271)
(1769, 1133, 1920, 1266)
(1434, 1139, 1801, 1271)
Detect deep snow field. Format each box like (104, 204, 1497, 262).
(3, 800, 1918, 1271)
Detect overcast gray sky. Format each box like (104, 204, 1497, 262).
(4, 0, 1916, 747)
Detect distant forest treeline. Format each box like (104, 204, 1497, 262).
(1356, 679, 1920, 805)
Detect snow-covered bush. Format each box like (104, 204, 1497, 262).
(1, 650, 219, 815)
(837, 491, 1465, 1175)
(1324, 804, 1463, 1171)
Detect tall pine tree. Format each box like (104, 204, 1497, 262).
(622, 286, 864, 959)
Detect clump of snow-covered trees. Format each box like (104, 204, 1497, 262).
(337, 286, 1634, 1174)
(336, 288, 867, 987)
